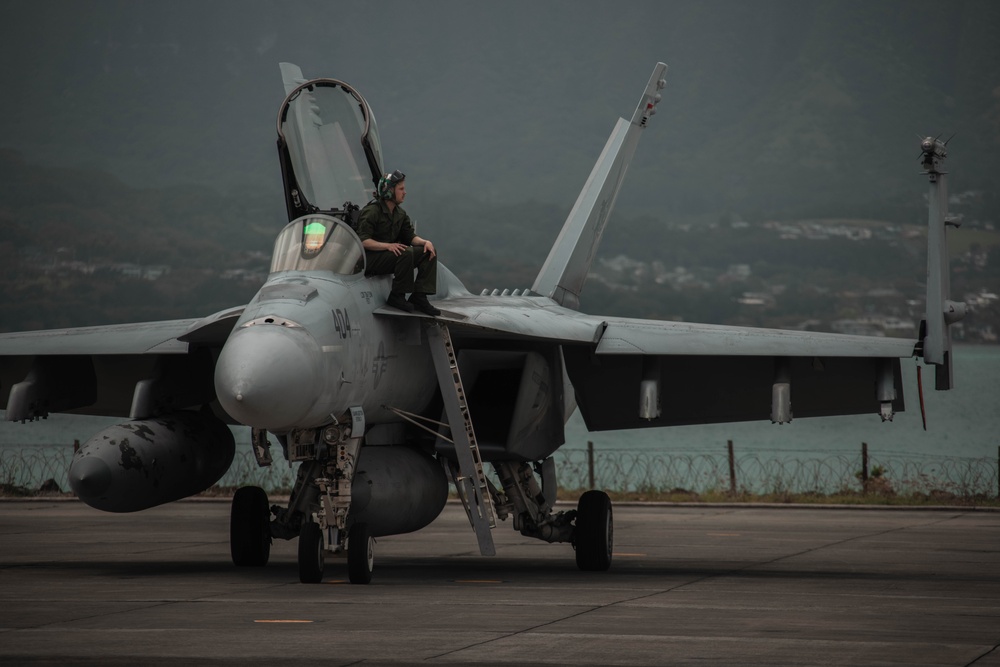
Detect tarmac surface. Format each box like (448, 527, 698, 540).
(0, 500, 998, 666)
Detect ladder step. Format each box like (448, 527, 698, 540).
(426, 322, 497, 556)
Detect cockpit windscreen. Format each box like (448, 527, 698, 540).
(270, 215, 364, 275)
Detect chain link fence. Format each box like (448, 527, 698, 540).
(554, 447, 999, 497)
(3, 442, 998, 499)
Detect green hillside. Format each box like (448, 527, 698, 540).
(2, 153, 997, 341)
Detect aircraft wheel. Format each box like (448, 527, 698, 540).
(230, 486, 271, 567)
(298, 521, 325, 583)
(575, 490, 613, 571)
(347, 522, 374, 585)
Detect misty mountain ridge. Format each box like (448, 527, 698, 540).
(1, 1, 998, 225)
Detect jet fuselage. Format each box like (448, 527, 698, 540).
(215, 269, 436, 432)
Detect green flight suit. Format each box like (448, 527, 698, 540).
(357, 200, 437, 294)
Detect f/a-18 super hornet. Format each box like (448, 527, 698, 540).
(0, 63, 963, 584)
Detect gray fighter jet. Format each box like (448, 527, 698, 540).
(0, 63, 963, 584)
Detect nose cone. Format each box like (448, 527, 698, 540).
(215, 326, 323, 430)
(68, 455, 112, 500)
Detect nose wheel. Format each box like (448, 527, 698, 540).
(298, 521, 325, 583)
(347, 522, 374, 584)
(297, 521, 375, 584)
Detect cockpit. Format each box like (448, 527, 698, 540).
(270, 214, 365, 275)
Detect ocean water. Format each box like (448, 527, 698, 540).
(1, 345, 997, 462)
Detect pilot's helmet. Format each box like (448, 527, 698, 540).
(378, 170, 406, 201)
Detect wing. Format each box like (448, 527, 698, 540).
(373, 264, 605, 344)
(594, 317, 916, 357)
(384, 56, 952, 439)
(566, 316, 913, 431)
(0, 307, 243, 421)
(375, 296, 604, 344)
(376, 284, 914, 432)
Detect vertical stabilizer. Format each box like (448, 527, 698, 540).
(919, 137, 965, 389)
(279, 62, 306, 95)
(532, 63, 668, 309)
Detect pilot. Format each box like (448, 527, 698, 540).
(357, 170, 441, 316)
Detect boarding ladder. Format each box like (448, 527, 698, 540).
(425, 322, 497, 556)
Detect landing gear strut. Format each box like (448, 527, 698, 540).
(290, 427, 373, 584)
(232, 413, 375, 584)
(491, 459, 613, 571)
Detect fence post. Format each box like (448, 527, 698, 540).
(860, 442, 869, 494)
(728, 440, 736, 495)
(587, 441, 595, 490)
(861, 442, 869, 485)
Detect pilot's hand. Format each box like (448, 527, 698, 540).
(386, 243, 407, 256)
(422, 240, 436, 259)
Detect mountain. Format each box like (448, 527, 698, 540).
(0, 0, 998, 225)
(3, 151, 998, 341)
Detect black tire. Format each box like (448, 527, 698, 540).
(575, 490, 613, 571)
(298, 521, 324, 583)
(230, 486, 271, 567)
(347, 522, 374, 585)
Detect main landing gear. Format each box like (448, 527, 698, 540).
(574, 490, 613, 571)
(487, 459, 614, 572)
(230, 486, 271, 567)
(231, 481, 614, 577)
(231, 481, 614, 578)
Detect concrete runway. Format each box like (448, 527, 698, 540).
(0, 500, 998, 666)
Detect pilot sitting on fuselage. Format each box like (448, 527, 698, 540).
(357, 170, 441, 316)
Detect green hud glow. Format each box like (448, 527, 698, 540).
(304, 222, 327, 235)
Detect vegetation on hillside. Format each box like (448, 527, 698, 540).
(2, 153, 998, 338)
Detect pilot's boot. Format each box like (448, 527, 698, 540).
(387, 291, 415, 312)
(408, 293, 441, 316)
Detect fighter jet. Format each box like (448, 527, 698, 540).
(0, 63, 963, 584)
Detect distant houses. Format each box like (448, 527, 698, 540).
(586, 217, 998, 342)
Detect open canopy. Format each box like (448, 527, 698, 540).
(276, 78, 384, 219)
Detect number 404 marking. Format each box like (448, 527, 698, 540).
(333, 309, 352, 339)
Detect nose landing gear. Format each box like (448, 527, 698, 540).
(297, 520, 325, 583)
(347, 522, 374, 584)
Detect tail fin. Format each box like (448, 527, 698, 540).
(918, 137, 965, 389)
(532, 63, 668, 309)
(279, 62, 306, 95)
